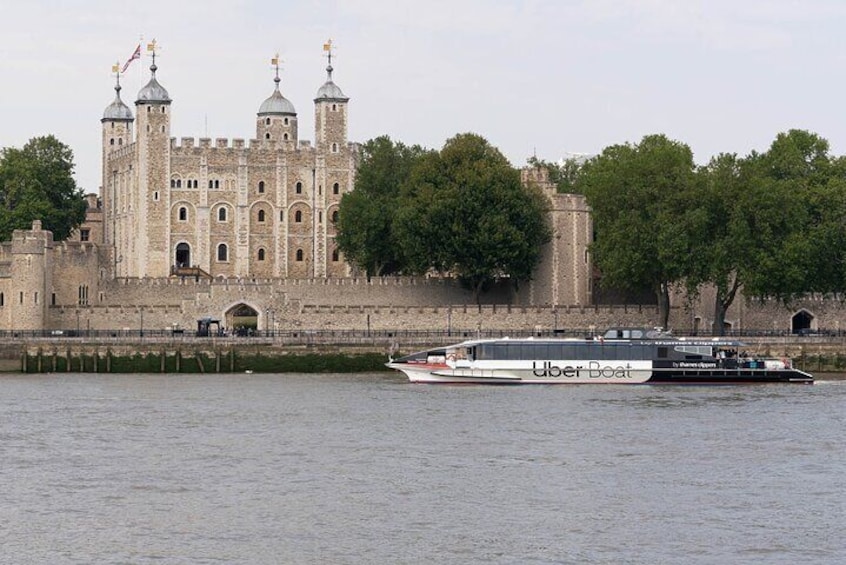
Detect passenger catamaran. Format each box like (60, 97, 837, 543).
(387, 328, 814, 384)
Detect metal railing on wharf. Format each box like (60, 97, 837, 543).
(0, 327, 843, 346)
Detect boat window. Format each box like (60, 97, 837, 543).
(476, 344, 491, 360)
(675, 345, 712, 357)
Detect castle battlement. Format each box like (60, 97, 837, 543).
(55, 241, 98, 255)
(168, 137, 317, 154)
(108, 143, 136, 160)
(11, 220, 53, 254)
(549, 192, 591, 212)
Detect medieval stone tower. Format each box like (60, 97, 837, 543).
(100, 45, 356, 279)
(6, 221, 53, 331)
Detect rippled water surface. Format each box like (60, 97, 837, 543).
(1, 373, 843, 564)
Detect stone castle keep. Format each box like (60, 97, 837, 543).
(0, 46, 834, 335)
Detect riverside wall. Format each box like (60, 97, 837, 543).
(2, 334, 846, 374)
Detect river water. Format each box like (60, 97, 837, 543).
(0, 373, 843, 564)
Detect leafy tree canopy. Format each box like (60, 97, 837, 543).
(395, 133, 551, 299)
(0, 135, 87, 241)
(579, 134, 697, 328)
(335, 136, 431, 276)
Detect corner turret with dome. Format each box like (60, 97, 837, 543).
(102, 70, 133, 122)
(314, 40, 349, 102)
(256, 54, 298, 142)
(314, 40, 349, 150)
(136, 43, 171, 104)
(258, 57, 297, 116)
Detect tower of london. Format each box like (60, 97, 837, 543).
(102, 47, 355, 280)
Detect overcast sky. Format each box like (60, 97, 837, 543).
(2, 0, 845, 193)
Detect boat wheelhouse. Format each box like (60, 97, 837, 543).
(387, 328, 814, 385)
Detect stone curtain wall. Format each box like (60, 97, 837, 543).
(42, 275, 660, 332)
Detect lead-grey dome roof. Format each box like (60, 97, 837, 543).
(136, 62, 171, 103)
(314, 65, 349, 102)
(102, 83, 134, 121)
(258, 76, 296, 116)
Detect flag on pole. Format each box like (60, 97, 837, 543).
(271, 53, 279, 66)
(121, 44, 141, 73)
(112, 63, 120, 74)
(147, 39, 157, 52)
(323, 39, 332, 51)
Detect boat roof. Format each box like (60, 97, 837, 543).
(448, 335, 746, 348)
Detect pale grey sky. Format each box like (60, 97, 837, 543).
(1, 0, 845, 193)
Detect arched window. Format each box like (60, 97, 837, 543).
(0, 292, 4, 307)
(296, 249, 304, 261)
(279, 210, 284, 222)
(333, 182, 340, 195)
(283, 133, 289, 141)
(284, 117, 289, 125)
(118, 138, 123, 146)
(218, 207, 227, 222)
(217, 243, 228, 262)
(258, 181, 265, 193)
(265, 117, 271, 125)
(332, 210, 339, 223)
(265, 133, 271, 139)
(179, 207, 187, 221)
(295, 181, 302, 194)
(110, 138, 115, 146)
(332, 143, 338, 153)
(258, 209, 265, 222)
(295, 210, 302, 223)
(332, 249, 339, 262)
(257, 248, 266, 261)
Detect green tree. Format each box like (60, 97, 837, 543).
(335, 136, 429, 276)
(688, 130, 846, 334)
(686, 153, 750, 334)
(395, 133, 551, 301)
(0, 135, 87, 241)
(742, 130, 844, 300)
(580, 134, 697, 328)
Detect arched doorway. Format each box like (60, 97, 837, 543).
(226, 303, 259, 335)
(792, 309, 814, 334)
(175, 243, 190, 268)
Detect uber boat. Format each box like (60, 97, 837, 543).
(387, 328, 814, 385)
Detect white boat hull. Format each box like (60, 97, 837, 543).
(388, 360, 655, 384)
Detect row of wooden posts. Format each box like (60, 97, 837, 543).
(22, 348, 237, 373)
